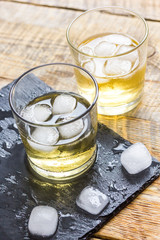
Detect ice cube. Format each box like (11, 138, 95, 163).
(31, 127, 59, 145)
(28, 127, 59, 152)
(78, 46, 94, 63)
(28, 206, 58, 238)
(121, 142, 152, 175)
(116, 45, 139, 63)
(76, 186, 109, 215)
(94, 41, 117, 57)
(82, 59, 95, 75)
(104, 34, 132, 45)
(21, 106, 35, 122)
(58, 118, 84, 139)
(132, 58, 139, 71)
(27, 139, 56, 152)
(52, 94, 76, 115)
(33, 104, 52, 122)
(104, 59, 132, 76)
(94, 58, 106, 78)
(79, 45, 93, 56)
(117, 45, 134, 55)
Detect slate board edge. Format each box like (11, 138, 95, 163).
(81, 123, 160, 239)
(80, 169, 160, 240)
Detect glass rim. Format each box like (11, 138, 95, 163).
(66, 6, 149, 58)
(9, 62, 99, 127)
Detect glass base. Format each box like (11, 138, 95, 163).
(98, 97, 141, 116)
(27, 149, 97, 183)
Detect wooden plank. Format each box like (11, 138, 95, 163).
(99, 115, 160, 159)
(0, 2, 160, 240)
(0, 1, 76, 86)
(3, 0, 160, 21)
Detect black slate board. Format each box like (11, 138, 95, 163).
(0, 83, 160, 240)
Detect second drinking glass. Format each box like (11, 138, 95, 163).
(66, 6, 148, 115)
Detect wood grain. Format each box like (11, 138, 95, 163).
(0, 1, 160, 240)
(0, 1, 77, 85)
(2, 0, 160, 21)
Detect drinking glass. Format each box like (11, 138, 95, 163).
(66, 6, 148, 115)
(9, 63, 98, 182)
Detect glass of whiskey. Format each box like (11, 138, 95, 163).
(66, 6, 148, 115)
(9, 63, 98, 182)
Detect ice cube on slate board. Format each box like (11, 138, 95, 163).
(76, 186, 109, 215)
(121, 142, 152, 174)
(52, 94, 76, 114)
(28, 206, 58, 238)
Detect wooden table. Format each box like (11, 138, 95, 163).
(0, 1, 160, 239)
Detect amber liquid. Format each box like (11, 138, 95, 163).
(76, 33, 146, 115)
(19, 92, 97, 181)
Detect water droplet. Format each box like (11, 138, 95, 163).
(30, 190, 39, 204)
(22, 193, 27, 197)
(108, 180, 127, 192)
(60, 212, 75, 229)
(98, 167, 106, 178)
(121, 192, 127, 199)
(70, 225, 76, 230)
(59, 212, 73, 218)
(0, 184, 8, 193)
(106, 159, 118, 171)
(108, 181, 117, 192)
(13, 123, 18, 129)
(5, 175, 17, 184)
(15, 205, 28, 220)
(112, 139, 130, 154)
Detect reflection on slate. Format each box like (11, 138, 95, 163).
(0, 82, 160, 240)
